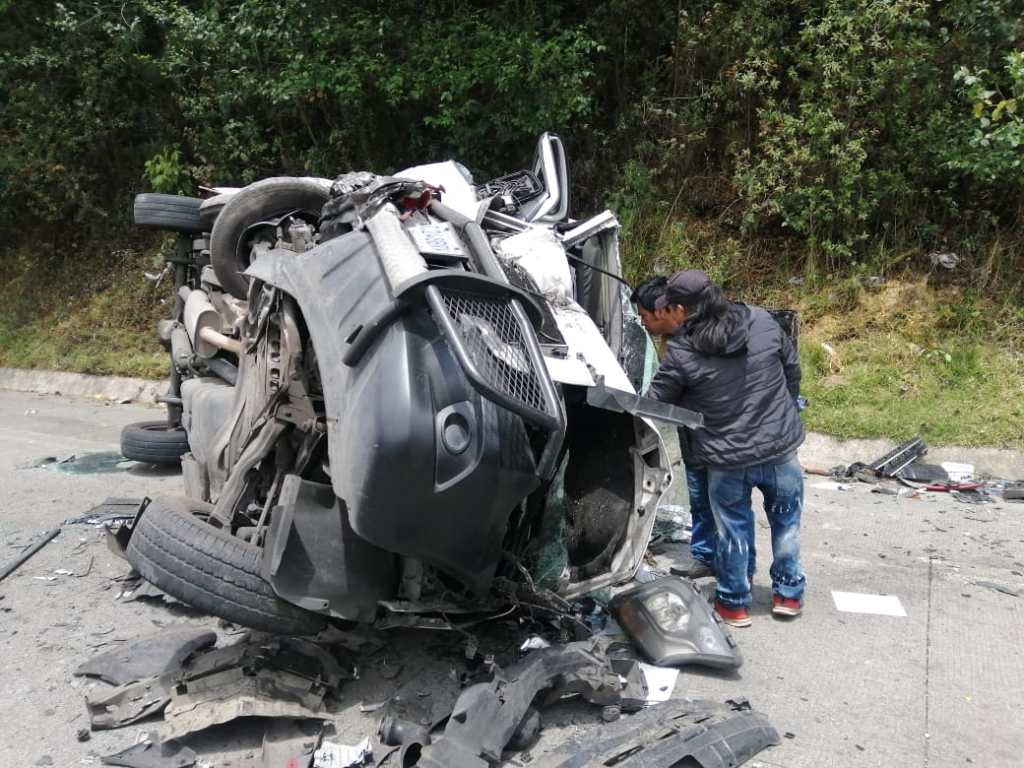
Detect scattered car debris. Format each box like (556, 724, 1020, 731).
(160, 637, 348, 740)
(100, 738, 196, 768)
(67, 497, 148, 528)
(410, 639, 647, 767)
(75, 627, 217, 686)
(82, 633, 350, 736)
(610, 577, 742, 669)
(868, 437, 929, 478)
(536, 697, 779, 767)
(972, 580, 1020, 598)
(952, 489, 993, 505)
(26, 451, 138, 475)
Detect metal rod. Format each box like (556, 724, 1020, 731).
(0, 527, 61, 583)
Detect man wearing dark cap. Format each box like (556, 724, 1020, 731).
(630, 276, 717, 578)
(646, 269, 806, 627)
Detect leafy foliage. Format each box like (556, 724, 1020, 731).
(0, 0, 1021, 275)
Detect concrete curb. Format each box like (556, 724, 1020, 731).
(2, 367, 1021, 478)
(0, 367, 164, 405)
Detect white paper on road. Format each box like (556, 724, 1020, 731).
(832, 590, 907, 617)
(639, 662, 679, 703)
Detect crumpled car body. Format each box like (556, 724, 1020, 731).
(137, 134, 677, 628)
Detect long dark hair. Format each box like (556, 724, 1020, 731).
(684, 285, 746, 355)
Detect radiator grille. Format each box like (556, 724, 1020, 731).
(440, 291, 552, 417)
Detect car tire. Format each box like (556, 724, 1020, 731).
(133, 194, 205, 234)
(126, 495, 327, 636)
(120, 421, 190, 465)
(199, 192, 233, 231)
(210, 177, 331, 300)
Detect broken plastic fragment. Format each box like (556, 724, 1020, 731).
(519, 636, 551, 651)
(312, 737, 372, 767)
(638, 662, 679, 704)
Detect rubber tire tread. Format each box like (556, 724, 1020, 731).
(126, 495, 326, 636)
(199, 193, 232, 230)
(210, 177, 331, 299)
(133, 194, 204, 233)
(120, 421, 190, 465)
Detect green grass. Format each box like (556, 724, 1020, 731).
(0, 237, 171, 379)
(800, 337, 1024, 448)
(792, 280, 1024, 448)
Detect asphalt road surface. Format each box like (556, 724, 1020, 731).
(0, 390, 1021, 767)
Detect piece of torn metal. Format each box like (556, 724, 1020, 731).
(161, 665, 329, 741)
(538, 698, 780, 767)
(610, 577, 742, 669)
(76, 627, 217, 686)
(100, 738, 196, 768)
(86, 675, 174, 730)
(412, 639, 646, 767)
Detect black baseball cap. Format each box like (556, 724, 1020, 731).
(654, 268, 711, 310)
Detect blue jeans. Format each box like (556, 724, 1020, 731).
(686, 467, 715, 567)
(707, 454, 806, 608)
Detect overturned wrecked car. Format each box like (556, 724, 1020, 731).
(122, 134, 703, 636)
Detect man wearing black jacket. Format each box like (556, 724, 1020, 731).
(631, 277, 716, 579)
(646, 269, 806, 627)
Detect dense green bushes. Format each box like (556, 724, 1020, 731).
(1, 0, 1021, 276)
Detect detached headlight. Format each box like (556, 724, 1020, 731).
(642, 590, 691, 633)
(609, 576, 743, 669)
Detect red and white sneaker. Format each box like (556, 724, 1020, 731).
(714, 600, 752, 628)
(772, 595, 803, 618)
